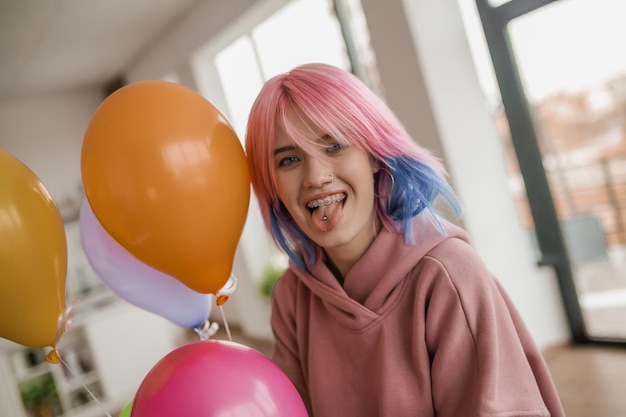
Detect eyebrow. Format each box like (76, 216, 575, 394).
(273, 134, 333, 156)
(273, 145, 297, 156)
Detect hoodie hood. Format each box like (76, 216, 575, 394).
(288, 218, 471, 331)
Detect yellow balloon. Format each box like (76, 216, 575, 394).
(0, 150, 67, 348)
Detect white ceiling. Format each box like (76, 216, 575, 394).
(0, 0, 201, 101)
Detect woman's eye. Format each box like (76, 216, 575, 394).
(325, 143, 344, 154)
(278, 155, 300, 167)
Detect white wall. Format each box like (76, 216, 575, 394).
(0, 88, 103, 210)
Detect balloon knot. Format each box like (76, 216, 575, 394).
(216, 295, 229, 306)
(45, 348, 61, 364)
(194, 320, 219, 340)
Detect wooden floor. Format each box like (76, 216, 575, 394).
(543, 343, 626, 417)
(217, 327, 626, 417)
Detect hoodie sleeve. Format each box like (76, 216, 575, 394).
(270, 271, 314, 415)
(423, 238, 565, 417)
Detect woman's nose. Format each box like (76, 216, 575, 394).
(302, 157, 332, 188)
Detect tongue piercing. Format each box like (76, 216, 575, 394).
(322, 216, 328, 221)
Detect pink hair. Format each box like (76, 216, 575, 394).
(245, 63, 447, 234)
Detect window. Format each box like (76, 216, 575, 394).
(200, 0, 351, 139)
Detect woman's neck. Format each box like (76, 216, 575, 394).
(323, 222, 382, 283)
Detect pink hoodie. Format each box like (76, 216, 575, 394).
(271, 221, 565, 417)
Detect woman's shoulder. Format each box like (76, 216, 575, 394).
(420, 235, 496, 292)
(271, 266, 300, 302)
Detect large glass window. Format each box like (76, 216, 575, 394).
(205, 0, 352, 140)
(252, 0, 350, 79)
(462, 0, 626, 341)
(507, 0, 626, 340)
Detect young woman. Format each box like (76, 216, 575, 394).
(245, 63, 565, 417)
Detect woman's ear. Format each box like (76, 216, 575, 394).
(372, 157, 381, 174)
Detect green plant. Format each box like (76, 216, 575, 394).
(20, 374, 58, 413)
(259, 264, 286, 299)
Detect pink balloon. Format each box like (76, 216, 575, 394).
(79, 199, 213, 328)
(131, 340, 308, 417)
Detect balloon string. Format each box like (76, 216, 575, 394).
(59, 355, 112, 417)
(219, 305, 232, 342)
(215, 274, 238, 342)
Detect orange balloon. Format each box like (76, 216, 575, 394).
(81, 81, 250, 295)
(0, 150, 67, 348)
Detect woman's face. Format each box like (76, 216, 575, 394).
(273, 121, 380, 268)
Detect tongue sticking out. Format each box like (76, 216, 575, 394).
(312, 202, 342, 232)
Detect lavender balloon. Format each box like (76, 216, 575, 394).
(79, 199, 212, 328)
